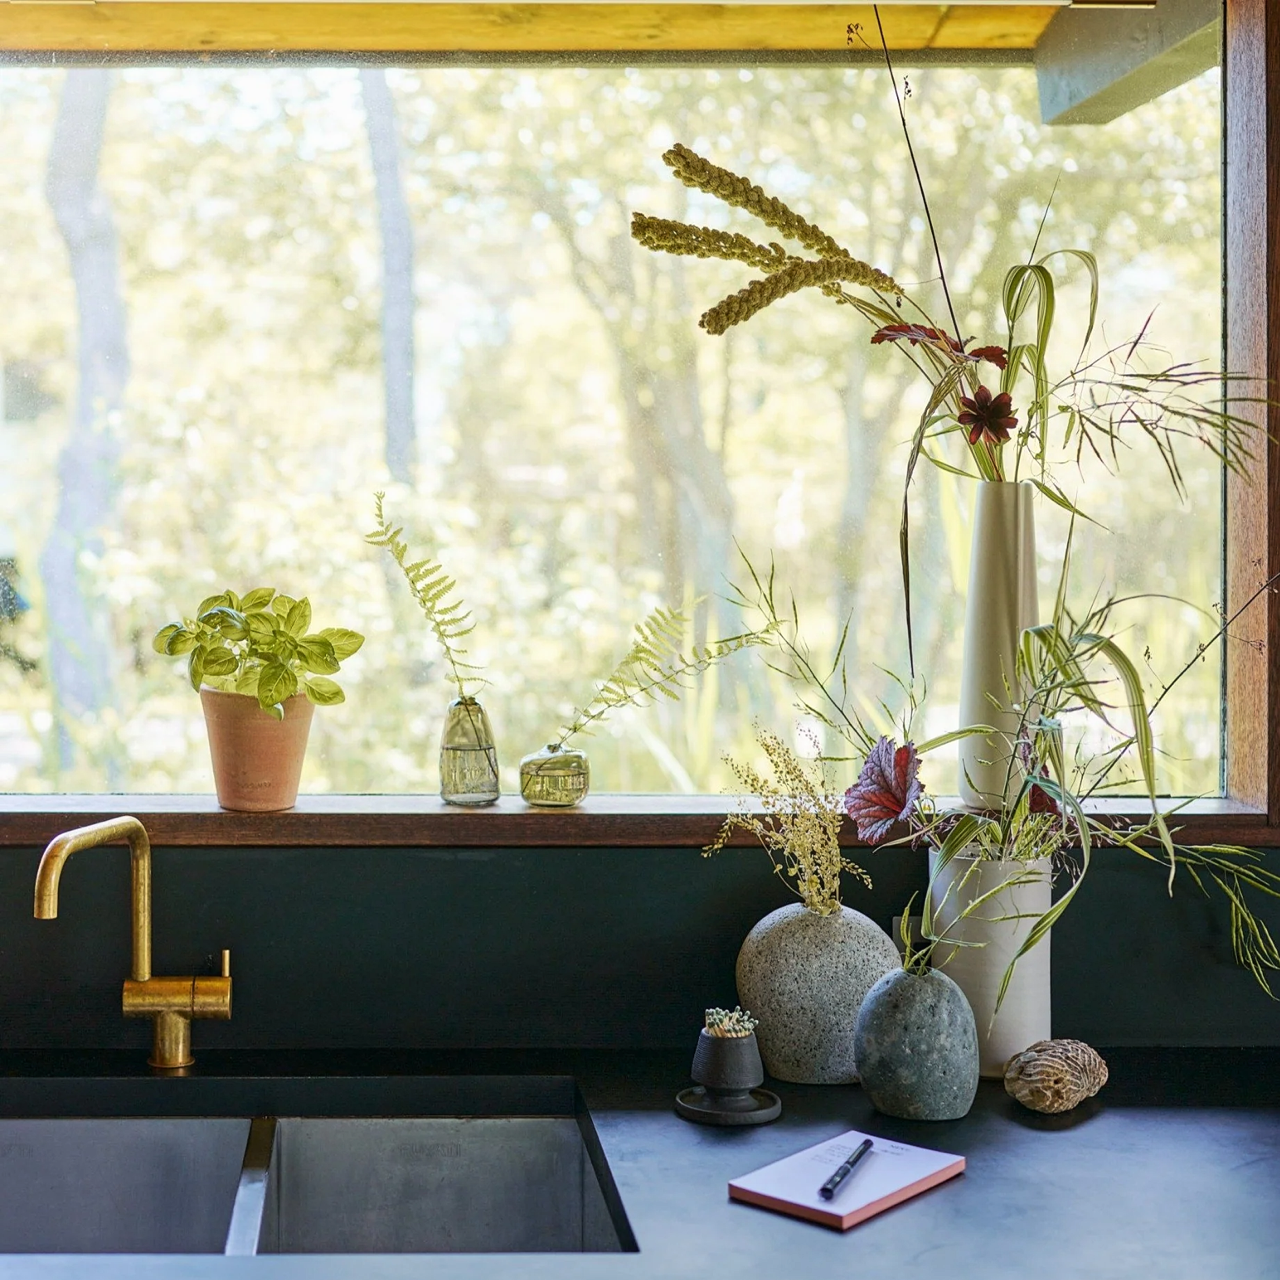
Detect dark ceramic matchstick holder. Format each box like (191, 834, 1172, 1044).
(691, 1028, 765, 1095)
(675, 1029, 781, 1126)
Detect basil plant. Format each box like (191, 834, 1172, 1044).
(153, 587, 364, 719)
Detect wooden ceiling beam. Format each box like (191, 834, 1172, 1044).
(0, 4, 1059, 55)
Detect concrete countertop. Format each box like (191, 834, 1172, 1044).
(0, 1048, 1276, 1280)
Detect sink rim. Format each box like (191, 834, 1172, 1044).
(0, 1076, 638, 1257)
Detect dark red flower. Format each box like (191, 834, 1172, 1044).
(844, 736, 923, 843)
(958, 385, 1018, 446)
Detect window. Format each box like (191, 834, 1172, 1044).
(1, 1, 1274, 845)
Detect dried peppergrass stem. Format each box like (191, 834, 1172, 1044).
(630, 213, 792, 275)
(699, 256, 898, 337)
(662, 142, 851, 262)
(630, 143, 904, 339)
(704, 726, 870, 916)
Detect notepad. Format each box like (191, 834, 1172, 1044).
(728, 1129, 965, 1231)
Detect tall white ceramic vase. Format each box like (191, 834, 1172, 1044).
(929, 850, 1052, 1078)
(958, 480, 1039, 809)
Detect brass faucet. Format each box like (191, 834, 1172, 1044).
(33, 816, 231, 1071)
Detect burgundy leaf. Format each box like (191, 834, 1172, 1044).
(870, 323, 962, 353)
(871, 325, 1009, 372)
(844, 736, 923, 843)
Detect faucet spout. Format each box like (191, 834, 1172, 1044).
(34, 815, 230, 1071)
(34, 816, 152, 982)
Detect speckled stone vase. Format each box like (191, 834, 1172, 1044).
(735, 902, 899, 1084)
(854, 968, 980, 1121)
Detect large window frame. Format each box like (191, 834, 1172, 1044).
(0, 1, 1272, 849)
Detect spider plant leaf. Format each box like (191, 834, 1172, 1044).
(1030, 478, 1102, 527)
(914, 724, 996, 754)
(992, 778, 1092, 1013)
(921, 812, 994, 941)
(1040, 248, 1098, 356)
(1075, 630, 1175, 877)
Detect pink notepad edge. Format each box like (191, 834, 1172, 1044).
(729, 1154, 966, 1231)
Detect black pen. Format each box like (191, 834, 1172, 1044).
(819, 1137, 874, 1201)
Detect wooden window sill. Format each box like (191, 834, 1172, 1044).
(0, 794, 1272, 848)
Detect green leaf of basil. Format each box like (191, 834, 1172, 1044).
(201, 647, 238, 677)
(296, 638, 339, 675)
(257, 660, 298, 709)
(152, 623, 181, 655)
(316, 627, 365, 660)
(303, 676, 345, 706)
(239, 587, 277, 613)
(285, 597, 312, 637)
(196, 593, 230, 617)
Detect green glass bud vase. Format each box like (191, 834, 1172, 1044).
(519, 742, 590, 808)
(440, 695, 500, 806)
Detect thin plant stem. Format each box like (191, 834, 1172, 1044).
(1081, 570, 1280, 804)
(871, 6, 963, 348)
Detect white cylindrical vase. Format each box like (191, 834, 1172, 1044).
(958, 480, 1039, 809)
(929, 850, 1052, 1078)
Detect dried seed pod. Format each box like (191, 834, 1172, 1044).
(1004, 1039, 1109, 1114)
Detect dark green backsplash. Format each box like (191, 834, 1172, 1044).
(0, 844, 1276, 1052)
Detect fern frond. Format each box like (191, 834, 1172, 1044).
(366, 492, 482, 698)
(558, 605, 775, 744)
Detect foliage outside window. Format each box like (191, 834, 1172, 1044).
(0, 60, 1222, 796)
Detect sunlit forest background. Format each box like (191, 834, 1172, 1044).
(0, 62, 1224, 796)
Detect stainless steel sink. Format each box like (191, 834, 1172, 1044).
(0, 1118, 249, 1253)
(0, 1075, 634, 1256)
(247, 1117, 625, 1253)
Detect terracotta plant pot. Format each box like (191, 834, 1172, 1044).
(199, 687, 315, 812)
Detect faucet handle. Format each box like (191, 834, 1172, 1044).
(221, 949, 231, 978)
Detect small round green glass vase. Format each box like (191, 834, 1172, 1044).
(440, 696, 500, 806)
(519, 742, 590, 808)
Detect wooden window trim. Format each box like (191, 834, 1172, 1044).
(1224, 0, 1280, 824)
(0, 2, 1274, 848)
(0, 793, 1271, 848)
